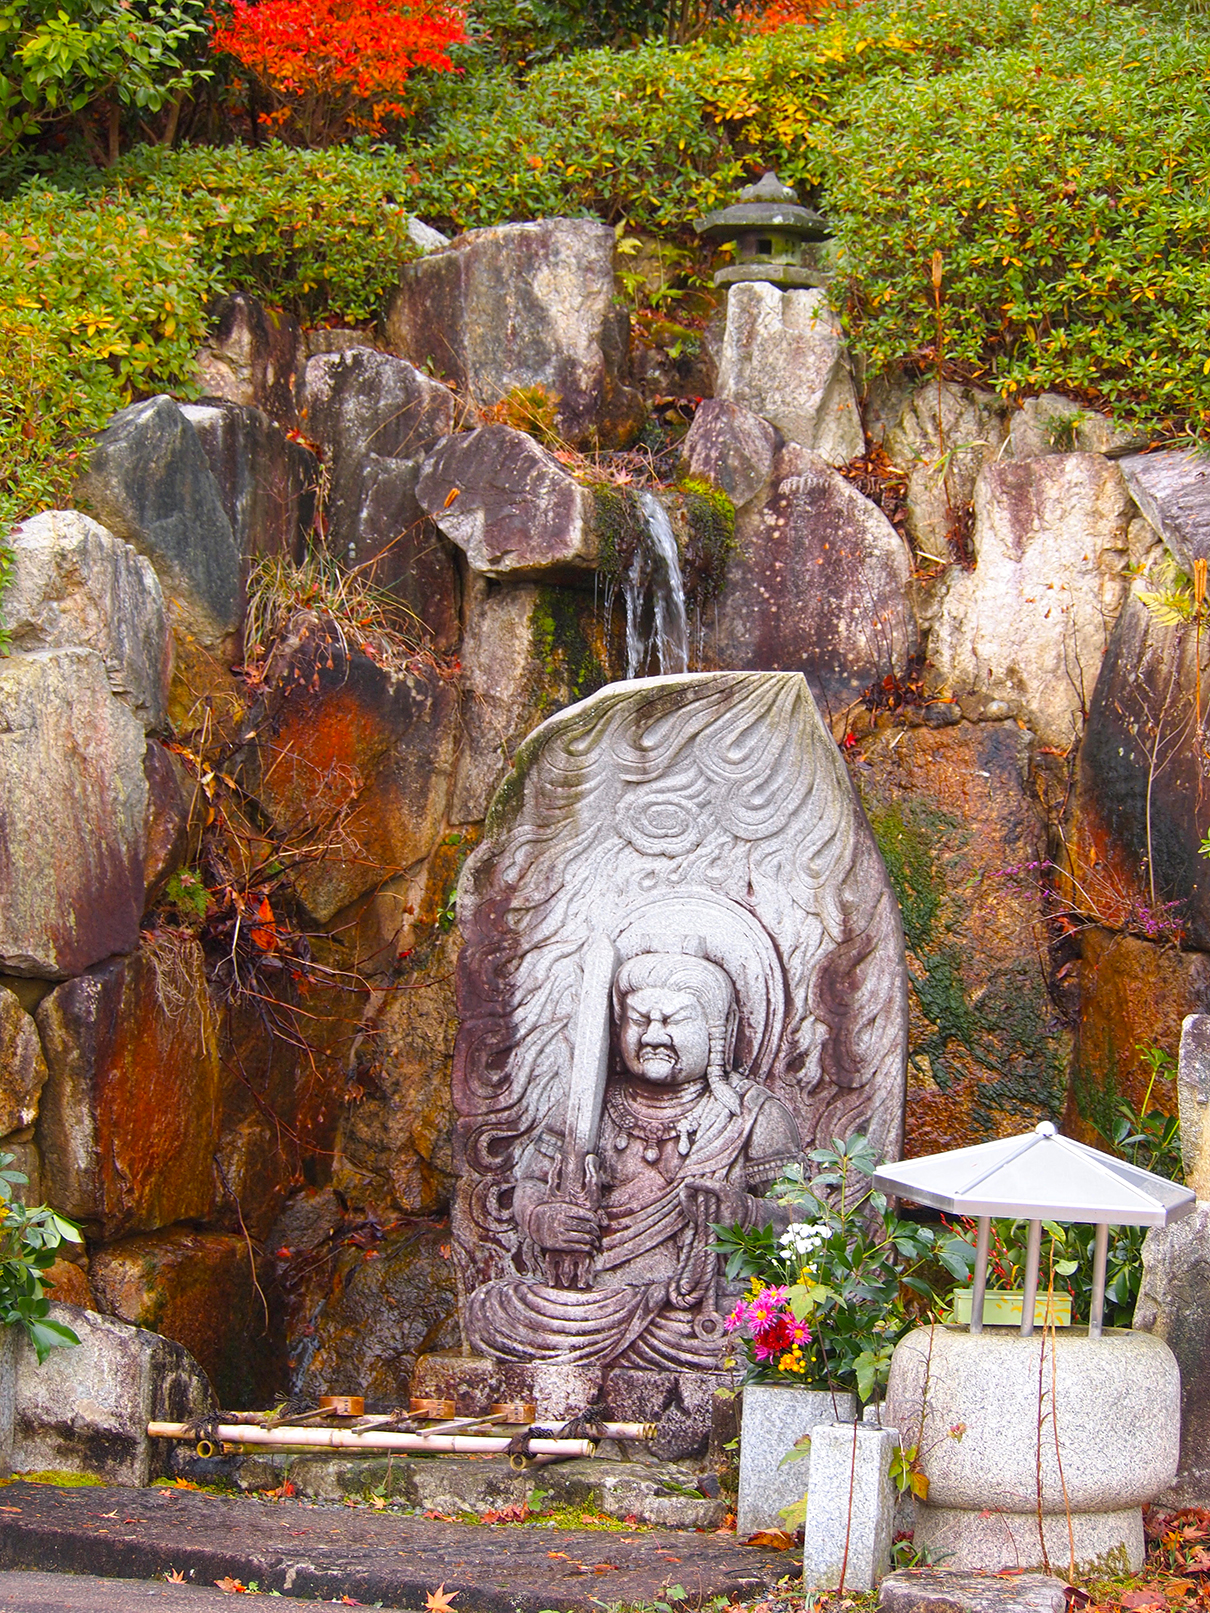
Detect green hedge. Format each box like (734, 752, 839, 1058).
(824, 5, 1210, 430)
(5, 0, 1210, 551)
(0, 144, 419, 539)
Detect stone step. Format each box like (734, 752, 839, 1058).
(0, 1481, 787, 1613)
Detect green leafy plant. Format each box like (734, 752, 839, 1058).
(714, 1133, 973, 1400)
(0, 1153, 82, 1362)
(0, 0, 211, 166)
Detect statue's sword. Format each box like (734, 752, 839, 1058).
(547, 933, 617, 1291)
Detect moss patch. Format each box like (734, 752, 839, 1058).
(867, 795, 1067, 1141)
(678, 477, 736, 614)
(16, 1470, 106, 1487)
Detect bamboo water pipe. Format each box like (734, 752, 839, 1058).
(148, 1422, 598, 1459)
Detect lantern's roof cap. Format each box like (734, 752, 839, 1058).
(872, 1122, 1196, 1227)
(694, 170, 828, 242)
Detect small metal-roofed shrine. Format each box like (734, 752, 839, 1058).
(694, 170, 830, 289)
(873, 1121, 1195, 1340)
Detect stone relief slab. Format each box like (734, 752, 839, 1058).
(450, 671, 907, 1379)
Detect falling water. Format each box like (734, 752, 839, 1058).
(622, 490, 688, 679)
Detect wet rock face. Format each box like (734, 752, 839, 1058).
(278, 1214, 459, 1404)
(0, 649, 147, 979)
(850, 720, 1067, 1154)
(1070, 591, 1210, 948)
(196, 291, 304, 430)
(244, 615, 459, 924)
(4, 510, 171, 732)
(417, 425, 597, 583)
(704, 444, 917, 714)
(385, 218, 643, 447)
(0, 986, 48, 1138)
(36, 938, 222, 1237)
(90, 1229, 277, 1410)
(333, 930, 460, 1217)
(74, 395, 243, 649)
(1065, 929, 1210, 1146)
(327, 452, 461, 653)
(450, 578, 613, 824)
(181, 402, 317, 566)
(930, 452, 1134, 747)
(715, 284, 862, 466)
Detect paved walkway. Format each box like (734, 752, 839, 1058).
(0, 1482, 791, 1612)
(0, 1567, 410, 1610)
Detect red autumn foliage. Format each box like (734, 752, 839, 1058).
(210, 0, 466, 144)
(737, 0, 849, 31)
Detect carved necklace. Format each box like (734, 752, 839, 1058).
(606, 1088, 709, 1163)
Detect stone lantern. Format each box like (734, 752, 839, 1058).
(873, 1123, 1194, 1574)
(694, 170, 829, 289)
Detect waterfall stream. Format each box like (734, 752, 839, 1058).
(621, 490, 688, 679)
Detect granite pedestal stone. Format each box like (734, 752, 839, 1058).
(735, 1383, 855, 1538)
(885, 1325, 1180, 1573)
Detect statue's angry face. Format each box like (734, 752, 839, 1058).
(618, 985, 712, 1086)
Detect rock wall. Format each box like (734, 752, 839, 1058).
(2, 215, 1204, 1407)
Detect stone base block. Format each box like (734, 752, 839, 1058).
(736, 1383, 855, 1539)
(879, 1568, 1068, 1613)
(804, 1421, 897, 1591)
(912, 1504, 1143, 1575)
(412, 1353, 728, 1460)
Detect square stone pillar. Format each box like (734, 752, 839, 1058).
(803, 1420, 898, 1591)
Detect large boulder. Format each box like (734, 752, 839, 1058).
(195, 291, 304, 430)
(385, 218, 643, 446)
(0, 649, 147, 978)
(417, 425, 597, 583)
(181, 401, 317, 565)
(1067, 587, 1210, 948)
(89, 1230, 273, 1409)
(301, 347, 455, 546)
(73, 395, 243, 649)
(929, 453, 1134, 747)
(715, 283, 862, 467)
(35, 937, 222, 1237)
(702, 443, 917, 711)
(13, 1303, 214, 1486)
(1136, 1203, 1210, 1506)
(3, 510, 170, 731)
(850, 720, 1066, 1154)
(244, 614, 459, 923)
(1117, 449, 1210, 574)
(0, 986, 48, 1138)
(1008, 394, 1142, 459)
(679, 397, 781, 512)
(883, 381, 1008, 562)
(327, 452, 461, 653)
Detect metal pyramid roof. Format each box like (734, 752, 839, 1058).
(873, 1122, 1196, 1227)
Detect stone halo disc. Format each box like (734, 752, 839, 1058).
(608, 889, 787, 1085)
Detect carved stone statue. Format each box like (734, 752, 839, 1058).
(430, 672, 908, 1446)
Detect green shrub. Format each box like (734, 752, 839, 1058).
(0, 143, 420, 541)
(823, 5, 1210, 431)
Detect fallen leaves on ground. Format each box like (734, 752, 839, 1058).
(744, 1529, 796, 1550)
(425, 1584, 459, 1613)
(165, 1569, 186, 1583)
(215, 1577, 249, 1594)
